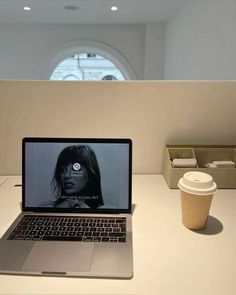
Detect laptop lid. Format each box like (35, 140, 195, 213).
(22, 138, 132, 214)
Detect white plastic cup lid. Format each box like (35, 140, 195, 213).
(178, 171, 217, 195)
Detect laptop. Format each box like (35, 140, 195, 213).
(0, 137, 133, 278)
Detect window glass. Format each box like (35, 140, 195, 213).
(50, 53, 125, 80)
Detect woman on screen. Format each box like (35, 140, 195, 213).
(50, 145, 104, 209)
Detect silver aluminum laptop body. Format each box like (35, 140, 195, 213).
(0, 138, 133, 278)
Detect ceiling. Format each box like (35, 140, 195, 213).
(0, 0, 187, 24)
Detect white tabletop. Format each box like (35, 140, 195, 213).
(0, 175, 235, 295)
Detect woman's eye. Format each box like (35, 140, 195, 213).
(60, 167, 67, 173)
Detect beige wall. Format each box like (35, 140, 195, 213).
(1, 80, 236, 175)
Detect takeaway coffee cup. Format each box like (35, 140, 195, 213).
(178, 172, 217, 230)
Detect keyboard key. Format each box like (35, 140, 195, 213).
(68, 232, 76, 236)
(83, 237, 93, 242)
(118, 238, 126, 242)
(102, 237, 109, 242)
(93, 237, 101, 242)
(42, 236, 83, 241)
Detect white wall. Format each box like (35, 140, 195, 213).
(144, 23, 166, 79)
(164, 0, 236, 79)
(0, 23, 150, 80)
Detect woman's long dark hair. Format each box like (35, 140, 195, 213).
(52, 145, 103, 209)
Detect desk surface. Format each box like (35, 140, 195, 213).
(0, 175, 236, 295)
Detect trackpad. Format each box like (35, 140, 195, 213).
(22, 242, 94, 273)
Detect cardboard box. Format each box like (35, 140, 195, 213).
(163, 145, 236, 188)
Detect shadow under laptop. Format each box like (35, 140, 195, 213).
(132, 204, 137, 215)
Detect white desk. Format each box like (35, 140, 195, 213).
(0, 175, 236, 295)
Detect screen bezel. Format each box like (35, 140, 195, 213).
(22, 137, 132, 214)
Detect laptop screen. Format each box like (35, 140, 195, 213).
(22, 138, 132, 213)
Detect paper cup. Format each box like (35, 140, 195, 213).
(178, 172, 217, 230)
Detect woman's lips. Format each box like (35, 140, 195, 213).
(63, 182, 74, 189)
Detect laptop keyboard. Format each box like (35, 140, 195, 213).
(7, 215, 126, 243)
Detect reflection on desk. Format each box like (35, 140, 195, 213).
(0, 175, 236, 295)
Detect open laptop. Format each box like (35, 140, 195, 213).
(0, 137, 133, 278)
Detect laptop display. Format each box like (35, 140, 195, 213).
(23, 138, 132, 213)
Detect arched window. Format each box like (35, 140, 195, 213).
(50, 53, 125, 80)
(40, 40, 137, 80)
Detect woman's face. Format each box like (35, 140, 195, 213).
(60, 162, 89, 195)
